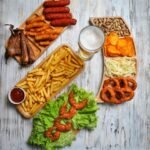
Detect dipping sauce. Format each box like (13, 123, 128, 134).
(10, 88, 25, 103)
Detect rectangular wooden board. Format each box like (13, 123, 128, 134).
(16, 44, 85, 118)
(8, 1, 66, 64)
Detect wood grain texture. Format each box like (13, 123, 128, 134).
(0, 0, 150, 150)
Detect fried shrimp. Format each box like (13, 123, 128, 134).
(45, 90, 90, 141)
(60, 103, 67, 115)
(60, 103, 76, 119)
(54, 117, 72, 132)
(69, 91, 87, 110)
(44, 127, 60, 141)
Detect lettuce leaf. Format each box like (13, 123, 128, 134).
(28, 84, 98, 150)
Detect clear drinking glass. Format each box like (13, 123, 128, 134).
(78, 26, 105, 60)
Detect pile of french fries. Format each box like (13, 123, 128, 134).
(25, 15, 64, 47)
(16, 45, 84, 114)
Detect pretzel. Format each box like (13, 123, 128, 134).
(101, 87, 124, 104)
(122, 87, 134, 101)
(103, 78, 119, 88)
(100, 77, 137, 104)
(118, 78, 128, 88)
(127, 78, 137, 90)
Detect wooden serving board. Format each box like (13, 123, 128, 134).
(16, 44, 85, 118)
(90, 17, 137, 103)
(12, 1, 66, 64)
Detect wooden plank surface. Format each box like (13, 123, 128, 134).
(0, 0, 150, 150)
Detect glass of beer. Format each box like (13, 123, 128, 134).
(78, 26, 105, 60)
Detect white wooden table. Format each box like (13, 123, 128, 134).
(0, 0, 150, 150)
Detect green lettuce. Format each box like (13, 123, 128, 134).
(28, 84, 99, 150)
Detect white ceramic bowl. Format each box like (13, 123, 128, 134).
(8, 87, 26, 105)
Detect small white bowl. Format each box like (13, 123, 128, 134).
(8, 87, 26, 105)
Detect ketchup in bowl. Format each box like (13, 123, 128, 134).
(8, 87, 25, 104)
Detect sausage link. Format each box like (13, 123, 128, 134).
(43, 7, 70, 14)
(45, 13, 72, 20)
(43, 0, 70, 7)
(51, 18, 77, 27)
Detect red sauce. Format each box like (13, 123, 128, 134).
(10, 88, 25, 103)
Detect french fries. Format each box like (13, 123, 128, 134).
(16, 45, 84, 115)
